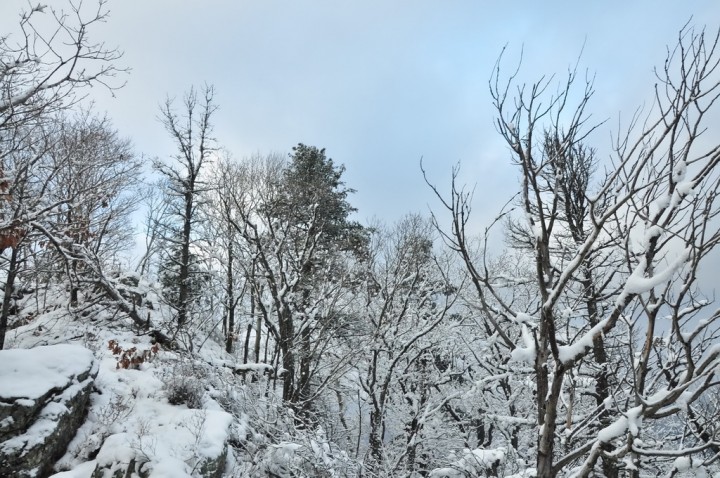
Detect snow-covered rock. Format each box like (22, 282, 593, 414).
(89, 408, 233, 478)
(0, 344, 98, 478)
(85, 355, 234, 478)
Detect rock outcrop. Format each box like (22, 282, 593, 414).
(0, 344, 98, 478)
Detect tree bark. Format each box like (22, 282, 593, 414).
(0, 246, 20, 349)
(177, 190, 193, 329)
(225, 239, 235, 353)
(243, 323, 251, 364)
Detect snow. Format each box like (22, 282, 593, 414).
(230, 362, 274, 373)
(1, 198, 713, 478)
(0, 416, 15, 429)
(674, 390, 694, 412)
(672, 159, 687, 183)
(261, 442, 303, 477)
(558, 318, 608, 364)
(49, 460, 97, 478)
(512, 312, 535, 324)
(505, 471, 537, 478)
(596, 406, 642, 443)
(0, 344, 97, 400)
(93, 433, 135, 467)
(597, 416, 627, 443)
(1, 310, 237, 478)
(674, 456, 692, 472)
(485, 414, 535, 425)
(641, 225, 663, 251)
(86, 355, 234, 477)
(671, 456, 709, 477)
(510, 325, 536, 364)
(429, 448, 506, 477)
(626, 406, 642, 435)
(653, 193, 671, 211)
(0, 345, 97, 464)
(272, 442, 302, 458)
(697, 343, 720, 372)
(618, 247, 690, 302)
(676, 180, 695, 197)
(3, 383, 93, 456)
(645, 388, 672, 407)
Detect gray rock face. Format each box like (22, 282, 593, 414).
(0, 344, 98, 478)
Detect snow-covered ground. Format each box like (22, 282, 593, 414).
(1, 283, 539, 477)
(2, 286, 240, 477)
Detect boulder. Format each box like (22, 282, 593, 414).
(0, 344, 98, 478)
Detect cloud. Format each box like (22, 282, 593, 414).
(2, 0, 718, 225)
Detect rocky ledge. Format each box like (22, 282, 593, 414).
(0, 344, 98, 478)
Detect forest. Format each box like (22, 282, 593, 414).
(1, 1, 720, 477)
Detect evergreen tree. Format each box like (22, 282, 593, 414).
(276, 144, 367, 255)
(224, 146, 368, 426)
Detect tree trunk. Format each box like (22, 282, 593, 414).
(368, 408, 384, 472)
(582, 269, 618, 478)
(295, 324, 313, 420)
(254, 313, 262, 363)
(0, 246, 19, 349)
(536, 318, 552, 475)
(243, 323, 251, 364)
(70, 259, 79, 307)
(537, 367, 565, 478)
(405, 417, 421, 475)
(225, 240, 235, 353)
(280, 307, 295, 403)
(177, 190, 193, 329)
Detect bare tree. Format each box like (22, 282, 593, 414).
(154, 85, 217, 332)
(47, 110, 141, 305)
(200, 155, 250, 354)
(428, 25, 720, 477)
(135, 183, 170, 277)
(0, 0, 123, 129)
(0, 0, 125, 348)
(357, 215, 461, 475)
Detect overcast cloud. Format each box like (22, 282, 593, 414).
(2, 0, 719, 230)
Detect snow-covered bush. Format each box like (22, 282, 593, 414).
(212, 374, 361, 477)
(429, 448, 508, 477)
(161, 361, 205, 409)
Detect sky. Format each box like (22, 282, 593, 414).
(2, 0, 720, 233)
